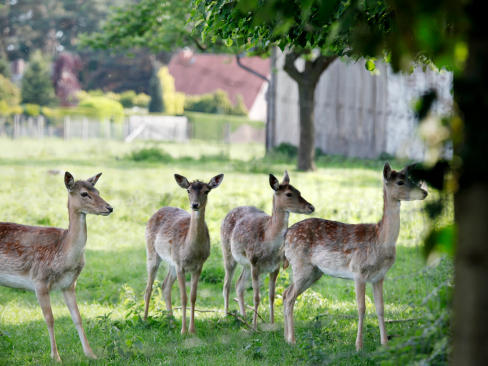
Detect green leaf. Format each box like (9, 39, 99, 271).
(365, 60, 375, 71)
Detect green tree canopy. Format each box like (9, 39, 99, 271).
(21, 51, 57, 106)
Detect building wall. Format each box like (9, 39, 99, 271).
(273, 49, 453, 160)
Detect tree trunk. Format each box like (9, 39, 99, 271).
(452, 2, 488, 365)
(297, 82, 316, 171)
(283, 52, 336, 172)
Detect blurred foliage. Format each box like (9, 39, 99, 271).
(77, 96, 124, 123)
(21, 51, 58, 107)
(0, 58, 11, 78)
(120, 91, 137, 108)
(185, 90, 248, 116)
(158, 67, 185, 115)
(148, 71, 164, 113)
(132, 93, 151, 109)
(80, 0, 227, 53)
(0, 74, 20, 107)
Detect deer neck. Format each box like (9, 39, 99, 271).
(64, 200, 88, 264)
(377, 186, 401, 248)
(267, 195, 290, 245)
(187, 208, 207, 247)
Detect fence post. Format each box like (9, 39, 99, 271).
(37, 115, 44, 140)
(82, 117, 89, 140)
(64, 115, 70, 140)
(13, 114, 20, 139)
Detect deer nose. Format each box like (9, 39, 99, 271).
(192, 203, 199, 210)
(309, 205, 315, 213)
(107, 206, 113, 213)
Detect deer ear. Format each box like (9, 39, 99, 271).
(86, 172, 102, 186)
(282, 170, 290, 184)
(401, 163, 417, 176)
(383, 162, 392, 182)
(208, 174, 224, 189)
(65, 171, 75, 192)
(174, 174, 190, 189)
(269, 174, 280, 191)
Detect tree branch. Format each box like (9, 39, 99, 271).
(226, 311, 260, 333)
(283, 51, 303, 84)
(233, 298, 267, 324)
(310, 55, 338, 87)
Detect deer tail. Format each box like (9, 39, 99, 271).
(283, 254, 289, 270)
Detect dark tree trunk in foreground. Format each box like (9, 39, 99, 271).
(453, 2, 488, 365)
(283, 53, 336, 171)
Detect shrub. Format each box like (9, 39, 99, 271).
(78, 96, 124, 123)
(0, 58, 11, 79)
(133, 93, 151, 108)
(158, 67, 185, 115)
(130, 147, 172, 162)
(0, 74, 21, 107)
(105, 92, 121, 102)
(87, 89, 104, 97)
(24, 103, 41, 116)
(120, 90, 136, 108)
(21, 51, 57, 106)
(184, 89, 248, 116)
(148, 71, 164, 113)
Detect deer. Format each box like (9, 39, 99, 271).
(282, 162, 428, 348)
(221, 171, 315, 330)
(144, 173, 224, 334)
(0, 172, 113, 362)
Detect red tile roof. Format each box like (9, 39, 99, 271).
(168, 53, 270, 110)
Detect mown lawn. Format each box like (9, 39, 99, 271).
(0, 138, 451, 365)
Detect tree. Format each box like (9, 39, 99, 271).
(0, 57, 11, 78)
(21, 51, 57, 106)
(148, 70, 164, 113)
(190, 0, 389, 171)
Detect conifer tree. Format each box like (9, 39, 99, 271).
(148, 70, 164, 113)
(21, 51, 57, 106)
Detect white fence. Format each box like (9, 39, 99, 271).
(0, 115, 189, 142)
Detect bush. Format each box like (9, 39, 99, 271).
(120, 90, 136, 108)
(0, 58, 11, 79)
(130, 147, 172, 162)
(184, 89, 248, 116)
(148, 71, 164, 113)
(78, 96, 124, 123)
(24, 103, 40, 116)
(133, 93, 151, 108)
(0, 74, 21, 107)
(21, 51, 57, 106)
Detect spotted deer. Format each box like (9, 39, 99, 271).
(0, 172, 113, 361)
(144, 174, 224, 334)
(221, 171, 314, 329)
(283, 162, 428, 348)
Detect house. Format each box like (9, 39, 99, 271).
(168, 50, 270, 121)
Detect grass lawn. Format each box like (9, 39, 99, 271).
(0, 138, 452, 365)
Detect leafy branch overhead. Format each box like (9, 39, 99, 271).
(81, 0, 228, 52)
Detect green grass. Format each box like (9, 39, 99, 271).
(0, 138, 451, 365)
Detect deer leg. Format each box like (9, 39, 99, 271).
(354, 279, 367, 351)
(372, 278, 388, 346)
(144, 255, 161, 320)
(35, 289, 61, 362)
(284, 267, 322, 344)
(62, 286, 96, 359)
(189, 266, 203, 334)
(176, 266, 188, 334)
(251, 266, 261, 330)
(162, 266, 177, 315)
(268, 268, 280, 324)
(223, 257, 237, 313)
(235, 267, 251, 317)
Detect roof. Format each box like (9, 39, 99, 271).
(168, 53, 270, 110)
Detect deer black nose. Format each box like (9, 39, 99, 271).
(107, 206, 113, 213)
(192, 203, 199, 210)
(309, 205, 315, 212)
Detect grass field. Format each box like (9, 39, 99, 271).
(0, 138, 452, 365)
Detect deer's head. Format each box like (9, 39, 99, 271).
(65, 172, 113, 216)
(175, 173, 224, 211)
(383, 162, 428, 201)
(270, 171, 315, 214)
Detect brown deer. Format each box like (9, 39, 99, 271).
(144, 174, 224, 334)
(283, 162, 428, 348)
(0, 172, 113, 361)
(221, 171, 314, 329)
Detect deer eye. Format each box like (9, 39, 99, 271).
(81, 192, 89, 197)
(187, 190, 190, 193)
(204, 191, 210, 195)
(286, 193, 293, 197)
(397, 181, 404, 186)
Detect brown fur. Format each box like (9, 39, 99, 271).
(143, 174, 223, 335)
(282, 163, 428, 348)
(0, 172, 112, 361)
(221, 171, 314, 329)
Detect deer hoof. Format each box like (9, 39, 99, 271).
(51, 352, 62, 362)
(86, 352, 97, 359)
(181, 328, 187, 335)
